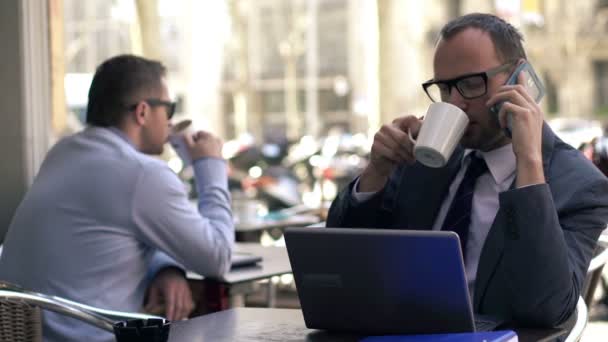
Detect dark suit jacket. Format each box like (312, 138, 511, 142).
(327, 124, 608, 327)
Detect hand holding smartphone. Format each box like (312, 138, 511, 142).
(490, 62, 545, 137)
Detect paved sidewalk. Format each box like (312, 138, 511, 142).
(584, 302, 608, 341)
(583, 321, 608, 341)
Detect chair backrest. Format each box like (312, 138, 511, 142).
(0, 297, 42, 342)
(0, 280, 166, 339)
(0, 289, 114, 333)
(582, 234, 608, 306)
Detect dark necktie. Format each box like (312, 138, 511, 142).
(441, 153, 488, 259)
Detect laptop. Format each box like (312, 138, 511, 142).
(284, 227, 501, 335)
(231, 252, 263, 268)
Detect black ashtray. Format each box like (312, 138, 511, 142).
(113, 318, 171, 342)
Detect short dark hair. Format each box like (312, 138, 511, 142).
(439, 13, 527, 62)
(86, 54, 167, 127)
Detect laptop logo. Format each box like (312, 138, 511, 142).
(302, 274, 343, 288)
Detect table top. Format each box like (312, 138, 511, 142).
(186, 243, 291, 284)
(168, 308, 358, 342)
(168, 308, 567, 342)
(236, 214, 320, 232)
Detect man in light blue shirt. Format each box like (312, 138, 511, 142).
(0, 55, 234, 342)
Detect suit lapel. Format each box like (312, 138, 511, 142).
(473, 122, 556, 310)
(473, 207, 507, 309)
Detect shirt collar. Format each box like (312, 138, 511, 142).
(106, 126, 136, 148)
(462, 143, 516, 185)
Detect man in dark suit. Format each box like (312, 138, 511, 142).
(327, 13, 608, 328)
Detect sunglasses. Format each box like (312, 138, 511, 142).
(128, 98, 176, 119)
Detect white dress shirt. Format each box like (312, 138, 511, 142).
(352, 144, 517, 296)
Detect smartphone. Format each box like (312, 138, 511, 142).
(490, 61, 545, 137)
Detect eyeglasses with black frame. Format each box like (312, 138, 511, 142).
(127, 99, 177, 119)
(421, 62, 515, 103)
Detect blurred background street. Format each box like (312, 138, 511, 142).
(4, 0, 608, 340)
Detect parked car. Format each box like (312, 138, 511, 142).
(548, 117, 603, 149)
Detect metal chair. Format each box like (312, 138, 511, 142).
(0, 281, 163, 340)
(562, 233, 608, 342)
(564, 296, 588, 342)
(583, 234, 608, 306)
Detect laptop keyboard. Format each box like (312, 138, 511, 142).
(474, 315, 503, 332)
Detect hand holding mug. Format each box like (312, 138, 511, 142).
(359, 115, 421, 192)
(184, 131, 223, 160)
(169, 120, 223, 165)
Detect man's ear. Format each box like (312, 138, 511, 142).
(132, 101, 148, 126)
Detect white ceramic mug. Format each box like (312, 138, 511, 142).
(168, 119, 193, 167)
(408, 102, 469, 168)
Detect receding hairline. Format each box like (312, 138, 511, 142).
(436, 13, 527, 63)
(434, 27, 499, 57)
